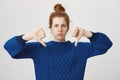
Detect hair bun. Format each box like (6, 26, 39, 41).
(54, 3, 65, 12)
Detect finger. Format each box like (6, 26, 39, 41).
(75, 33, 82, 44)
(40, 32, 45, 35)
(74, 36, 82, 47)
(71, 32, 76, 37)
(39, 29, 44, 33)
(75, 40, 78, 47)
(40, 34, 46, 38)
(35, 28, 43, 33)
(37, 30, 46, 38)
(40, 31, 46, 37)
(72, 30, 78, 36)
(72, 27, 78, 33)
(35, 28, 44, 34)
(71, 27, 79, 37)
(38, 40, 46, 47)
(74, 27, 83, 47)
(41, 41, 46, 47)
(74, 35, 81, 47)
(34, 34, 46, 47)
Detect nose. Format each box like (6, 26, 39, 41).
(58, 26, 62, 32)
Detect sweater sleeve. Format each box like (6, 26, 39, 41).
(85, 32, 113, 58)
(3, 35, 41, 59)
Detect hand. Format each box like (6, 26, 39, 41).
(22, 28, 46, 47)
(71, 26, 84, 46)
(71, 26, 93, 47)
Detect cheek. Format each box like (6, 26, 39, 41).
(64, 28, 68, 33)
(51, 29, 57, 35)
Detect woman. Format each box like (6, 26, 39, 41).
(4, 3, 112, 80)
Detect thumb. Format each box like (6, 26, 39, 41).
(38, 40, 46, 47)
(75, 41, 78, 47)
(74, 27, 84, 47)
(74, 32, 83, 47)
(74, 38, 79, 47)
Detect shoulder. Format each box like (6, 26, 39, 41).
(73, 42, 91, 49)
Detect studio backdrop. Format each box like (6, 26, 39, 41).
(0, 0, 119, 80)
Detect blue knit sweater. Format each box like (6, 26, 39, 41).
(4, 32, 112, 80)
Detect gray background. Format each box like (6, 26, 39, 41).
(0, 0, 119, 80)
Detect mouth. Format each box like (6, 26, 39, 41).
(57, 34, 63, 36)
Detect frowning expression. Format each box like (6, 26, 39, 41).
(50, 17, 68, 42)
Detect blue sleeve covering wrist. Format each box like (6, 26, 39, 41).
(88, 32, 98, 42)
(16, 35, 27, 44)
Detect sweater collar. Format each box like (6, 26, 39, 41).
(48, 40, 71, 46)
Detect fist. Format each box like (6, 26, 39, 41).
(71, 26, 93, 47)
(22, 28, 46, 47)
(71, 27, 84, 46)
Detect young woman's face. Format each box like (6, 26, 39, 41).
(50, 17, 68, 42)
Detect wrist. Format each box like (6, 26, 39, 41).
(83, 30, 93, 38)
(16, 35, 27, 44)
(22, 33, 33, 41)
(88, 32, 98, 42)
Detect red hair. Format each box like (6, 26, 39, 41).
(49, 3, 70, 30)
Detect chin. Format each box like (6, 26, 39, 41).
(58, 39, 65, 42)
(56, 37, 65, 41)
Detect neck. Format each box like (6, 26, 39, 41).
(53, 38, 66, 42)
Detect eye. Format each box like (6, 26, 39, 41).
(53, 24, 58, 27)
(62, 24, 67, 28)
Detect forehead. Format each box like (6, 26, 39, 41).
(52, 17, 66, 24)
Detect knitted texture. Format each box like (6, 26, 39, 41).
(4, 32, 112, 80)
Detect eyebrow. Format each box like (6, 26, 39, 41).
(52, 23, 66, 25)
(52, 24, 58, 27)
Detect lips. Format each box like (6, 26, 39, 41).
(58, 34, 63, 36)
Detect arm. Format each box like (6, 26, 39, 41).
(4, 28, 46, 59)
(4, 35, 40, 59)
(72, 27, 112, 58)
(87, 32, 112, 58)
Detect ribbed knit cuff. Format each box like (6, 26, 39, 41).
(16, 35, 27, 45)
(88, 32, 98, 42)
